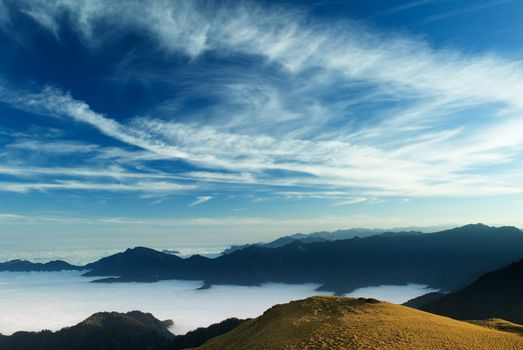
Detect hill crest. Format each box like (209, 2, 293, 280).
(197, 296, 523, 350)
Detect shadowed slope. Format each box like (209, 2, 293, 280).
(196, 296, 523, 350)
(418, 259, 523, 324)
(0, 311, 173, 350)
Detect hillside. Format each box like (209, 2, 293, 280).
(416, 258, 523, 324)
(85, 224, 523, 294)
(403, 292, 446, 308)
(196, 296, 523, 350)
(0, 311, 244, 350)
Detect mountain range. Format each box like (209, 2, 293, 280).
(0, 259, 80, 272)
(4, 224, 523, 349)
(221, 228, 419, 254)
(1, 224, 523, 295)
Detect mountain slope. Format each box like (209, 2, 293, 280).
(403, 292, 446, 308)
(416, 258, 523, 324)
(0, 311, 244, 350)
(0, 310, 172, 350)
(196, 296, 523, 350)
(84, 224, 523, 294)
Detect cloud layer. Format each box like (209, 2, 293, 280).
(0, 271, 433, 335)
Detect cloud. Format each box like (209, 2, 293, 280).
(0, 0, 522, 200)
(333, 197, 368, 206)
(1, 78, 523, 198)
(0, 165, 171, 180)
(188, 196, 212, 207)
(0, 180, 193, 193)
(7, 140, 99, 154)
(4, 1, 523, 108)
(0, 213, 25, 221)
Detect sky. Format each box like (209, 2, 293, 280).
(0, 0, 523, 252)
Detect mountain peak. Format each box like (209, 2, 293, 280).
(124, 247, 161, 255)
(81, 310, 174, 338)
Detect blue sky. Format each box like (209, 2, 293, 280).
(0, 0, 522, 249)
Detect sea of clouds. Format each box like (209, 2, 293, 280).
(0, 271, 436, 335)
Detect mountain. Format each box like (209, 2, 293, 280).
(222, 228, 422, 254)
(195, 296, 523, 350)
(412, 258, 523, 324)
(0, 259, 80, 272)
(403, 292, 446, 308)
(83, 247, 213, 283)
(0, 311, 244, 350)
(0, 310, 172, 350)
(83, 224, 523, 294)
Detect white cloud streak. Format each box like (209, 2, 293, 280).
(0, 180, 193, 193)
(333, 197, 368, 206)
(188, 196, 212, 207)
(0, 0, 522, 199)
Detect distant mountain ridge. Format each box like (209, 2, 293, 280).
(0, 259, 80, 272)
(2, 224, 522, 295)
(80, 224, 523, 293)
(0, 226, 437, 272)
(222, 227, 427, 254)
(80, 224, 523, 294)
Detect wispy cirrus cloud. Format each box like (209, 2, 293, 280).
(0, 0, 522, 202)
(0, 180, 193, 194)
(333, 197, 368, 206)
(2, 83, 522, 198)
(188, 196, 212, 207)
(7, 140, 99, 154)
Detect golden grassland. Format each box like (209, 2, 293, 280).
(195, 296, 523, 350)
(467, 318, 523, 336)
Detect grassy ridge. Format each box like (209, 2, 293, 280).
(196, 296, 523, 350)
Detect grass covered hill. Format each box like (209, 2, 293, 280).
(196, 296, 523, 350)
(0, 311, 244, 350)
